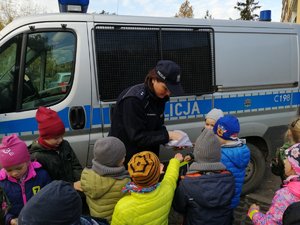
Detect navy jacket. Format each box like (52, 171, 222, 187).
(173, 171, 235, 225)
(0, 162, 51, 225)
(109, 84, 169, 164)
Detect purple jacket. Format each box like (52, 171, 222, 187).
(0, 161, 51, 225)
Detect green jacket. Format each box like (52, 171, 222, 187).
(28, 140, 82, 182)
(111, 158, 180, 225)
(81, 168, 130, 223)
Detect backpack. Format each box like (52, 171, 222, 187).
(270, 143, 291, 182)
(283, 201, 300, 225)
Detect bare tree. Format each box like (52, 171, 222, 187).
(0, 0, 45, 30)
(0, 0, 16, 27)
(204, 10, 213, 19)
(175, 0, 194, 18)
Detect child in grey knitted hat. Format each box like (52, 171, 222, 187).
(80, 137, 130, 223)
(173, 128, 235, 225)
(182, 108, 224, 166)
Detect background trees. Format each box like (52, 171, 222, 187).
(175, 0, 194, 18)
(0, 0, 265, 30)
(234, 0, 261, 20)
(204, 10, 213, 19)
(0, 0, 45, 30)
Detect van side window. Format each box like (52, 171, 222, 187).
(0, 35, 22, 113)
(94, 26, 215, 101)
(0, 31, 76, 113)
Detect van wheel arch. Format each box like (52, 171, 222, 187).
(242, 139, 268, 194)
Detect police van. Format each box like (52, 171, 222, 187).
(0, 0, 298, 193)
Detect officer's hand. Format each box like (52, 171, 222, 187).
(168, 131, 182, 141)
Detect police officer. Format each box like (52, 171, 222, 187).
(109, 60, 184, 166)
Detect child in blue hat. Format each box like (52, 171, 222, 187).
(213, 115, 250, 210)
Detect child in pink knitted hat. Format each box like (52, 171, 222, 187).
(0, 134, 51, 225)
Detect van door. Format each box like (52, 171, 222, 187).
(92, 23, 215, 161)
(0, 21, 93, 167)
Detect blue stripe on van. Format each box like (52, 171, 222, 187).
(103, 107, 110, 125)
(0, 117, 37, 135)
(84, 105, 91, 128)
(0, 91, 298, 136)
(0, 107, 70, 135)
(292, 92, 300, 105)
(164, 98, 212, 118)
(92, 107, 102, 126)
(214, 93, 291, 112)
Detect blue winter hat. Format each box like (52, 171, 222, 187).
(213, 115, 240, 141)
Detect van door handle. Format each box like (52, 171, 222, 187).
(69, 106, 85, 130)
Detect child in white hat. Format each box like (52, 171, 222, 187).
(204, 108, 224, 130)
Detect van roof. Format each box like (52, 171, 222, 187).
(0, 13, 297, 40)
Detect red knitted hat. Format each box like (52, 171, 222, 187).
(0, 134, 30, 168)
(36, 107, 65, 139)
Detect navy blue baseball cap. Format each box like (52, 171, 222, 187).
(155, 60, 184, 96)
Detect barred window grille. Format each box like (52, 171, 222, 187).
(94, 25, 215, 101)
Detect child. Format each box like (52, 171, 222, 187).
(271, 118, 300, 184)
(213, 115, 250, 209)
(173, 128, 235, 225)
(183, 108, 224, 163)
(111, 151, 183, 225)
(204, 108, 224, 130)
(18, 180, 108, 225)
(0, 134, 51, 225)
(247, 143, 300, 224)
(80, 137, 130, 223)
(28, 106, 82, 186)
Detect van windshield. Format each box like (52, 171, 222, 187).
(0, 31, 76, 113)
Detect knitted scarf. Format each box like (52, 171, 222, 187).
(122, 181, 160, 193)
(92, 161, 129, 180)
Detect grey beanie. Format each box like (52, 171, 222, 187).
(205, 108, 224, 122)
(92, 137, 126, 167)
(189, 128, 226, 172)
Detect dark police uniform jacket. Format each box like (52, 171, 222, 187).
(109, 84, 169, 164)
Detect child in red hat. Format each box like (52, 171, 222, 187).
(0, 134, 51, 225)
(28, 106, 82, 189)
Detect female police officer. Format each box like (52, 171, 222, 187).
(109, 60, 184, 166)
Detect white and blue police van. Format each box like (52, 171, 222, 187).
(0, 0, 298, 193)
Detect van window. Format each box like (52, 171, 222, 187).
(0, 31, 76, 113)
(0, 35, 22, 113)
(94, 26, 215, 101)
